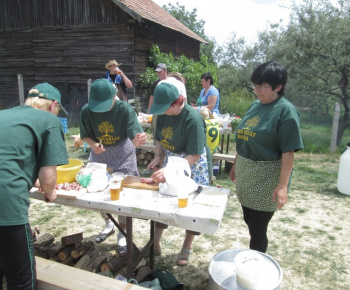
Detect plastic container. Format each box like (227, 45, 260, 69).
(59, 117, 68, 134)
(337, 143, 350, 195)
(57, 159, 84, 184)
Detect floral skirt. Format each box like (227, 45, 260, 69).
(162, 147, 210, 186)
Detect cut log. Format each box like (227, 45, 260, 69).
(100, 255, 126, 274)
(138, 160, 144, 166)
(139, 153, 145, 160)
(34, 233, 55, 249)
(61, 256, 75, 266)
(58, 244, 76, 262)
(71, 240, 94, 259)
(61, 232, 83, 246)
(145, 152, 153, 161)
(141, 149, 148, 155)
(84, 253, 108, 272)
(45, 242, 65, 259)
(35, 248, 49, 259)
(74, 247, 99, 269)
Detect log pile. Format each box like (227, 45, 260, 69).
(136, 149, 155, 167)
(33, 232, 129, 276)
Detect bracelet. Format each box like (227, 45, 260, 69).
(154, 153, 161, 156)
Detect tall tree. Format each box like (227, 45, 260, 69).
(273, 0, 350, 144)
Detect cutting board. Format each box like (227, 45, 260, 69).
(123, 176, 159, 191)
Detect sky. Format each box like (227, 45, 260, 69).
(152, 0, 297, 46)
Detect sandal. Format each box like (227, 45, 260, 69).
(117, 245, 127, 254)
(177, 247, 192, 266)
(95, 228, 115, 243)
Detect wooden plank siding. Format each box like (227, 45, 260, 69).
(0, 0, 202, 120)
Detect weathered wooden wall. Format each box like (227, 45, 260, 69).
(0, 0, 201, 121)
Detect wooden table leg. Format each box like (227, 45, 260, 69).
(126, 217, 133, 280)
(150, 220, 154, 270)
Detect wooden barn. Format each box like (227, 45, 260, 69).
(0, 0, 206, 121)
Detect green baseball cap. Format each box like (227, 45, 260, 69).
(27, 82, 67, 115)
(88, 79, 116, 112)
(149, 82, 180, 115)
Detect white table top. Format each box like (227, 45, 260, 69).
(29, 186, 231, 235)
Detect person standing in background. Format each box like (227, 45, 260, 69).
(193, 72, 220, 115)
(230, 61, 304, 253)
(0, 83, 69, 289)
(147, 63, 168, 113)
(105, 60, 132, 102)
(80, 78, 147, 252)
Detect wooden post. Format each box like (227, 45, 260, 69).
(87, 79, 92, 98)
(330, 102, 340, 153)
(18, 74, 25, 105)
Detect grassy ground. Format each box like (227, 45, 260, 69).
(27, 131, 350, 289)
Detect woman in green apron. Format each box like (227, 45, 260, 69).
(230, 61, 304, 253)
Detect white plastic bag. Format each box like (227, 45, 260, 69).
(159, 157, 198, 196)
(77, 162, 109, 193)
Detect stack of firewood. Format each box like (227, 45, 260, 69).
(136, 149, 155, 167)
(33, 232, 131, 277)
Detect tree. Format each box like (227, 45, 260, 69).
(219, 0, 350, 146)
(272, 0, 350, 145)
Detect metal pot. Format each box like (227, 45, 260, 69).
(208, 249, 283, 290)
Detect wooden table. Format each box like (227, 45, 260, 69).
(30, 185, 231, 280)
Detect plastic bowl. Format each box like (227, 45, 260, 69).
(56, 159, 84, 184)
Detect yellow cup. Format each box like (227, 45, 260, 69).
(110, 180, 121, 201)
(178, 197, 188, 208)
(148, 115, 153, 123)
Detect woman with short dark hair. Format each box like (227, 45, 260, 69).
(230, 61, 304, 252)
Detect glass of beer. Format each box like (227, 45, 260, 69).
(109, 179, 121, 201)
(178, 192, 189, 208)
(115, 68, 121, 75)
(112, 172, 125, 191)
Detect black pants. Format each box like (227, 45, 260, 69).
(241, 205, 274, 253)
(0, 224, 36, 290)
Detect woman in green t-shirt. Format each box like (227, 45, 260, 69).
(148, 82, 211, 266)
(230, 61, 304, 253)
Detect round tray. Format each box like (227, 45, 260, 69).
(208, 249, 283, 290)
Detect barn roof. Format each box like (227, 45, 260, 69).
(112, 0, 207, 44)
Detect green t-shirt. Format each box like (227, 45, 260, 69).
(236, 97, 304, 161)
(155, 103, 206, 155)
(80, 100, 143, 146)
(0, 106, 68, 226)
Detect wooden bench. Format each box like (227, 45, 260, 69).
(211, 153, 235, 163)
(36, 257, 143, 290)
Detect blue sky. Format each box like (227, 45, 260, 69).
(153, 0, 296, 46)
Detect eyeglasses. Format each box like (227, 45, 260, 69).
(251, 84, 271, 91)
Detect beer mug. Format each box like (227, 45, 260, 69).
(112, 172, 125, 191)
(109, 179, 121, 201)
